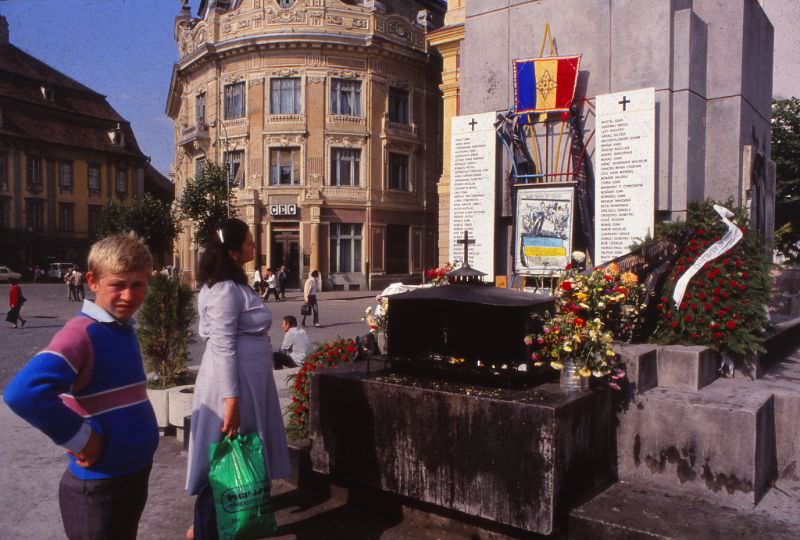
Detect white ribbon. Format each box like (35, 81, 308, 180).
(672, 204, 743, 307)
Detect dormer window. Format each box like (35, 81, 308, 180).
(108, 123, 125, 146)
(40, 86, 55, 101)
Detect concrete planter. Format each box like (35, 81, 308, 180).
(146, 387, 170, 429)
(167, 384, 195, 427)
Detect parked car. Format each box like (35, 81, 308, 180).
(48, 262, 74, 281)
(0, 266, 22, 282)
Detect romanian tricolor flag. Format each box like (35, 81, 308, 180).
(513, 55, 581, 114)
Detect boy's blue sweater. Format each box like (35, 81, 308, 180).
(4, 300, 159, 480)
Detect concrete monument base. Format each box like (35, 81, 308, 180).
(310, 364, 615, 535)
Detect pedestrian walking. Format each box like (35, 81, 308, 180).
(4, 234, 159, 540)
(185, 218, 291, 540)
(64, 267, 76, 301)
(72, 266, 85, 301)
(273, 315, 310, 369)
(6, 278, 26, 329)
(277, 265, 288, 300)
(252, 267, 263, 295)
(263, 268, 280, 302)
(302, 269, 321, 327)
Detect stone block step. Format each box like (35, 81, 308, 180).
(568, 481, 799, 540)
(617, 378, 777, 505)
(656, 345, 719, 391)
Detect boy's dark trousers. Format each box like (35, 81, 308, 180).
(59, 465, 151, 540)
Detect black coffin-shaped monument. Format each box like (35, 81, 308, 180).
(310, 285, 616, 535)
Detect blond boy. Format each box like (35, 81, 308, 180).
(4, 234, 158, 540)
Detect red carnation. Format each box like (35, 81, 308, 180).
(712, 296, 720, 303)
(713, 331, 725, 339)
(717, 309, 727, 318)
(685, 314, 694, 323)
(698, 292, 707, 300)
(695, 228, 706, 235)
(704, 303, 712, 311)
(671, 321, 679, 329)
(726, 320, 737, 330)
(575, 317, 586, 327)
(713, 287, 721, 295)
(561, 280, 573, 291)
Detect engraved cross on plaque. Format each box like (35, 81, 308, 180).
(457, 230, 476, 267)
(469, 118, 478, 131)
(618, 95, 631, 111)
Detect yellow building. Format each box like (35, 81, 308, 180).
(166, 0, 446, 290)
(426, 0, 464, 266)
(0, 16, 153, 272)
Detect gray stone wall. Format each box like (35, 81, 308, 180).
(761, 0, 800, 99)
(462, 0, 774, 219)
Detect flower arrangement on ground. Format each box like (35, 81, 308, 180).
(653, 201, 771, 367)
(286, 338, 360, 439)
(425, 262, 455, 286)
(363, 295, 389, 334)
(524, 262, 643, 388)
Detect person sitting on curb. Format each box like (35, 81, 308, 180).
(273, 315, 311, 370)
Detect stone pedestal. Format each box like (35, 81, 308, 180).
(310, 365, 615, 535)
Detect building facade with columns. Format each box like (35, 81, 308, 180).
(426, 0, 464, 267)
(166, 0, 445, 290)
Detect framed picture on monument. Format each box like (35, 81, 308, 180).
(514, 185, 575, 275)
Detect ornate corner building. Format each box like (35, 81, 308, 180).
(0, 16, 162, 270)
(166, 0, 445, 290)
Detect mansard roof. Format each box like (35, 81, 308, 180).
(0, 43, 146, 158)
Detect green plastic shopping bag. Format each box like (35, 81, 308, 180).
(209, 433, 278, 540)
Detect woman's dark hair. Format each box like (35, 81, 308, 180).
(196, 218, 250, 287)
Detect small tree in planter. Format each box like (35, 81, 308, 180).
(138, 274, 196, 388)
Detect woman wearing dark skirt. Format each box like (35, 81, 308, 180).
(6, 279, 26, 329)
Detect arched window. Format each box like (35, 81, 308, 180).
(276, 0, 295, 8)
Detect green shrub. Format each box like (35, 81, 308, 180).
(138, 274, 196, 388)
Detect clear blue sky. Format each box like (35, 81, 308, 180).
(0, 0, 192, 176)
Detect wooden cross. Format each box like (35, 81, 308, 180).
(469, 118, 478, 131)
(618, 95, 631, 111)
(457, 230, 476, 267)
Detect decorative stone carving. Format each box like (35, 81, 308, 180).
(327, 15, 344, 26)
(269, 10, 307, 24)
(387, 20, 411, 41)
(248, 79, 264, 87)
(272, 68, 301, 77)
(351, 18, 368, 30)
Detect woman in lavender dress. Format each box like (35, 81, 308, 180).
(186, 218, 290, 540)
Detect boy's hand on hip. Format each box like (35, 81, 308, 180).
(221, 397, 240, 438)
(68, 431, 104, 467)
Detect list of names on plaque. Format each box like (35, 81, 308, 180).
(449, 112, 497, 279)
(594, 87, 656, 264)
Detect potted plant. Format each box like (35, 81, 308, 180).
(138, 273, 196, 429)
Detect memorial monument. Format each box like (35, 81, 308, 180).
(443, 0, 775, 280)
(308, 2, 799, 539)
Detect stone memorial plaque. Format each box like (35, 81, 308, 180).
(449, 112, 497, 279)
(595, 88, 656, 264)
